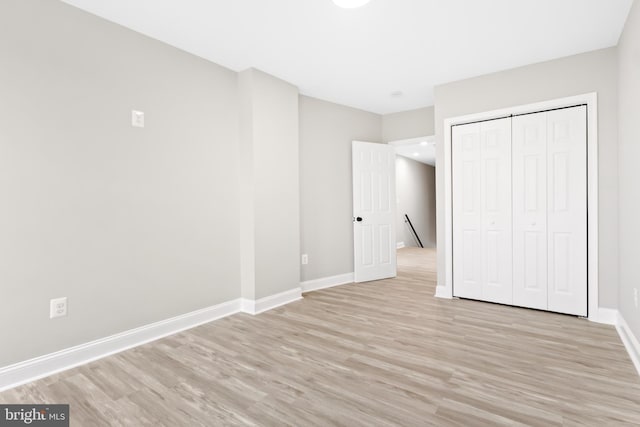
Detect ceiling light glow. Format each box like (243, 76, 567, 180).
(333, 0, 372, 8)
(413, 152, 420, 156)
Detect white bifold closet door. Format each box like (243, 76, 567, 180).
(512, 112, 549, 310)
(546, 107, 587, 316)
(513, 106, 587, 316)
(452, 118, 513, 305)
(454, 105, 587, 316)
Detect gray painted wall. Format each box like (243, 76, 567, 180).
(618, 0, 640, 341)
(382, 107, 435, 142)
(299, 96, 382, 282)
(0, 0, 241, 366)
(434, 47, 619, 309)
(240, 69, 300, 300)
(396, 158, 436, 248)
(238, 71, 257, 301)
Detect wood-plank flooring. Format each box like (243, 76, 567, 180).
(2, 247, 639, 426)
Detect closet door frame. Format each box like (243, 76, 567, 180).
(438, 93, 601, 323)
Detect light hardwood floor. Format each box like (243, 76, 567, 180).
(2, 247, 639, 426)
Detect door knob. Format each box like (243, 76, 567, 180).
(355, 217, 363, 222)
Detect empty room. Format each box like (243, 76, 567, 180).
(1, 0, 639, 425)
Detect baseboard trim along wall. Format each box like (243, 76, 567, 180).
(593, 307, 618, 325)
(300, 272, 354, 293)
(0, 287, 303, 392)
(241, 287, 303, 315)
(434, 286, 452, 299)
(616, 311, 640, 377)
(0, 299, 241, 392)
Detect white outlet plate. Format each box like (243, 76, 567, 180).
(301, 254, 308, 265)
(131, 110, 145, 128)
(50, 297, 68, 319)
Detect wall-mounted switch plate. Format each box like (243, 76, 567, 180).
(50, 297, 67, 319)
(301, 254, 308, 265)
(131, 110, 145, 128)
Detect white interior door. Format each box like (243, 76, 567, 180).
(547, 106, 587, 316)
(352, 141, 396, 283)
(513, 112, 548, 310)
(453, 118, 512, 304)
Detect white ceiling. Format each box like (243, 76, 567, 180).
(62, 0, 633, 114)
(392, 136, 436, 166)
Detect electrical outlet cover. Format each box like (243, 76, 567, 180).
(131, 110, 145, 128)
(50, 297, 68, 319)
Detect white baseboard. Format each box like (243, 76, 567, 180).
(589, 307, 618, 325)
(583, 308, 640, 377)
(616, 311, 640, 377)
(0, 298, 242, 392)
(300, 272, 354, 293)
(241, 287, 302, 315)
(0, 287, 305, 392)
(397, 242, 405, 249)
(434, 286, 452, 299)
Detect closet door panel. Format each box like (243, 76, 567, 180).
(452, 123, 483, 300)
(480, 119, 513, 304)
(512, 112, 548, 310)
(547, 106, 587, 316)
